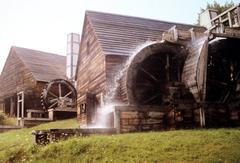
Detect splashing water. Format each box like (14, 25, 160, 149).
(105, 40, 158, 104)
(95, 104, 115, 128)
(92, 40, 161, 128)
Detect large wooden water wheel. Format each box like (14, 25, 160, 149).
(206, 38, 240, 104)
(124, 42, 194, 105)
(41, 79, 77, 110)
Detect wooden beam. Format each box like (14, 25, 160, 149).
(228, 12, 233, 27)
(10, 97, 14, 117)
(212, 32, 240, 39)
(211, 4, 240, 22)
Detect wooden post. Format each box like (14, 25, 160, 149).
(236, 7, 240, 27)
(228, 12, 233, 27)
(17, 91, 25, 118)
(189, 28, 195, 42)
(48, 109, 54, 120)
(22, 92, 24, 118)
(10, 97, 14, 117)
(203, 108, 205, 126)
(17, 95, 20, 119)
(3, 102, 5, 114)
(199, 107, 206, 127)
(100, 92, 104, 108)
(114, 109, 120, 133)
(166, 54, 170, 82)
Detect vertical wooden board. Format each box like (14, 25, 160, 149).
(76, 17, 106, 118)
(182, 37, 208, 102)
(196, 40, 209, 101)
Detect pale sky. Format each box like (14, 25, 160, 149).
(0, 0, 239, 73)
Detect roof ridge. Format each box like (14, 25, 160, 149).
(85, 10, 204, 28)
(10, 46, 66, 82)
(12, 46, 64, 58)
(83, 10, 206, 57)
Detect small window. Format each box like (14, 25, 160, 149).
(86, 40, 90, 55)
(80, 103, 86, 114)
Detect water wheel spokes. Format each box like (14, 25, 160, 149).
(49, 101, 58, 109)
(41, 79, 77, 110)
(139, 67, 159, 83)
(49, 91, 58, 98)
(64, 91, 72, 98)
(58, 83, 62, 97)
(142, 93, 162, 104)
(208, 79, 228, 87)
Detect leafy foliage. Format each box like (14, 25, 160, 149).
(0, 112, 5, 124)
(0, 112, 17, 125)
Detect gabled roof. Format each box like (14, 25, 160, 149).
(12, 46, 66, 82)
(85, 10, 206, 56)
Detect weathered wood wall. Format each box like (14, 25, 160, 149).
(105, 55, 128, 103)
(24, 81, 46, 111)
(114, 104, 200, 133)
(113, 102, 240, 133)
(0, 50, 38, 116)
(0, 50, 36, 99)
(0, 49, 51, 116)
(76, 17, 106, 123)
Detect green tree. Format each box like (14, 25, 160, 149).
(197, 0, 235, 25)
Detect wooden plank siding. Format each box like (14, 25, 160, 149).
(105, 55, 128, 103)
(182, 36, 208, 102)
(76, 16, 106, 114)
(0, 49, 36, 99)
(0, 49, 38, 116)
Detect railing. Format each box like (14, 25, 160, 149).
(210, 4, 240, 33)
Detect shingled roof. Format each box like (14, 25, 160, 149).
(12, 46, 66, 82)
(85, 11, 206, 56)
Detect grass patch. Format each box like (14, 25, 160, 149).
(0, 118, 79, 162)
(0, 119, 240, 162)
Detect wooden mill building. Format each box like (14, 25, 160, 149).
(0, 46, 66, 117)
(76, 11, 206, 126)
(77, 8, 240, 132)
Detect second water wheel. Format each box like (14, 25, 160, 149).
(41, 79, 77, 110)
